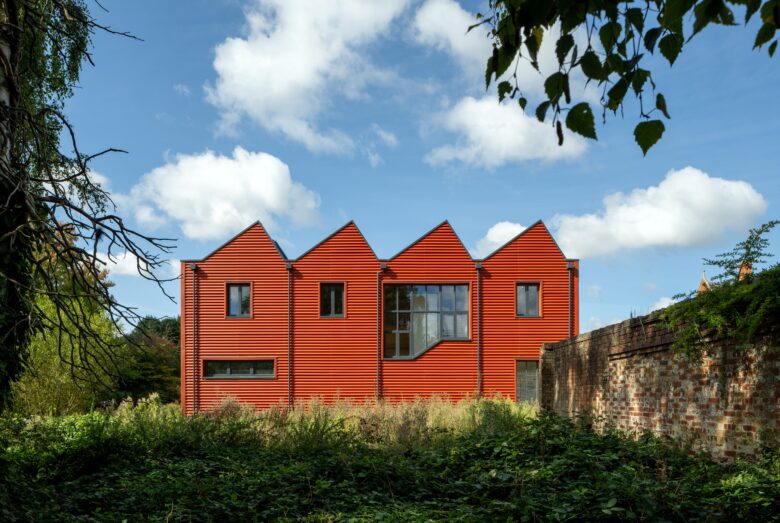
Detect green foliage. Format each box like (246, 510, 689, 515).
(114, 316, 180, 404)
(0, 397, 778, 521)
(478, 0, 780, 153)
(9, 295, 119, 417)
(661, 221, 780, 359)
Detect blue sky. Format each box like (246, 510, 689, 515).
(68, 0, 780, 330)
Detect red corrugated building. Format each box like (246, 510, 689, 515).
(180, 220, 578, 413)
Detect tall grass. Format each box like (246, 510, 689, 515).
(1, 396, 777, 521)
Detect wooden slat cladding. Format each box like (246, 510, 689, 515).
(181, 223, 289, 413)
(481, 222, 578, 400)
(180, 219, 579, 411)
(292, 222, 379, 403)
(383, 222, 478, 401)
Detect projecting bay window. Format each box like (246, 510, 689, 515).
(204, 360, 274, 379)
(516, 283, 540, 318)
(227, 284, 251, 318)
(384, 284, 469, 359)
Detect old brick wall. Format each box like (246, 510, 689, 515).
(541, 314, 780, 459)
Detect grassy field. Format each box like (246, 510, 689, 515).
(1, 396, 778, 521)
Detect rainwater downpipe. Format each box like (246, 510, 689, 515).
(566, 262, 575, 338)
(189, 263, 199, 413)
(475, 262, 483, 397)
(286, 262, 294, 408)
(376, 263, 388, 401)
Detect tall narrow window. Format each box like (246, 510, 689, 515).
(320, 283, 345, 317)
(384, 284, 469, 359)
(516, 283, 540, 317)
(516, 360, 539, 403)
(227, 284, 251, 317)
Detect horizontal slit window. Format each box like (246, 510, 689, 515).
(204, 360, 274, 379)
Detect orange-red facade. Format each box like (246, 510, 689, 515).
(180, 220, 578, 413)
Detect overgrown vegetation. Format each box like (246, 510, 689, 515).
(1, 397, 778, 521)
(8, 314, 180, 416)
(662, 221, 779, 359)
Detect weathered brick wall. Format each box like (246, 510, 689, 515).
(541, 314, 780, 459)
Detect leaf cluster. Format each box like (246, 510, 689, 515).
(661, 221, 780, 359)
(479, 0, 780, 154)
(1, 398, 778, 521)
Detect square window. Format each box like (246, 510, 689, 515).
(227, 284, 251, 317)
(320, 283, 345, 317)
(516, 283, 540, 317)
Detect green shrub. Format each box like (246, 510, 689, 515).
(0, 397, 777, 521)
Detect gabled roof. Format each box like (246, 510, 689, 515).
(181, 221, 287, 263)
(293, 220, 378, 261)
(383, 220, 473, 261)
(478, 220, 575, 262)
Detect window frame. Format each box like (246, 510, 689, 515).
(202, 358, 276, 380)
(383, 283, 471, 360)
(515, 281, 542, 318)
(515, 359, 539, 403)
(225, 282, 253, 319)
(319, 282, 346, 318)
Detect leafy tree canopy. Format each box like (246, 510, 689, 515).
(478, 0, 780, 154)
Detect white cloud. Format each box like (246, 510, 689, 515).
(98, 252, 181, 279)
(372, 123, 399, 148)
(552, 167, 767, 259)
(207, 0, 410, 153)
(412, 0, 488, 79)
(473, 221, 525, 258)
(649, 296, 676, 312)
(413, 1, 599, 102)
(126, 147, 320, 241)
(585, 316, 622, 331)
(97, 251, 147, 277)
(173, 83, 190, 96)
(367, 151, 383, 167)
(586, 284, 602, 300)
(425, 96, 586, 168)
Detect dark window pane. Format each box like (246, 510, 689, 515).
(205, 361, 229, 377)
(398, 332, 410, 357)
(517, 360, 538, 402)
(426, 285, 440, 311)
(441, 285, 455, 311)
(455, 285, 468, 311)
(384, 310, 398, 332)
(334, 285, 344, 315)
(240, 287, 250, 316)
(455, 313, 468, 338)
(425, 313, 439, 347)
(228, 286, 239, 316)
(384, 331, 396, 358)
(397, 285, 411, 311)
(442, 313, 455, 337)
(231, 361, 253, 376)
(254, 361, 274, 376)
(397, 312, 410, 331)
(412, 285, 426, 311)
(411, 313, 426, 355)
(384, 286, 397, 313)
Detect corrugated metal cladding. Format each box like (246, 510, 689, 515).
(180, 219, 578, 412)
(292, 223, 379, 403)
(382, 222, 478, 401)
(481, 222, 578, 398)
(181, 223, 289, 414)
